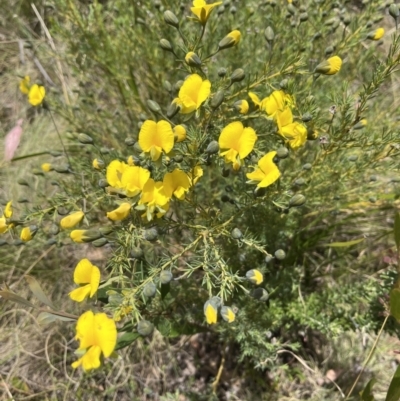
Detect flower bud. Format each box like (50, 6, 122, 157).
(289, 194, 306, 207)
(98, 179, 108, 188)
(160, 270, 173, 284)
(0, 239, 7, 246)
(160, 38, 174, 52)
(264, 26, 275, 42)
(230, 68, 245, 83)
(125, 137, 136, 146)
(164, 10, 179, 28)
(174, 154, 183, 163)
(389, 3, 399, 20)
(70, 229, 103, 243)
(211, 90, 225, 109)
(45, 238, 57, 246)
(92, 237, 109, 247)
(49, 224, 60, 235)
(265, 255, 273, 263)
(49, 150, 62, 157)
(205, 140, 219, 155)
(299, 12, 308, 22)
(130, 247, 144, 259)
(144, 228, 158, 242)
(92, 158, 104, 170)
(325, 46, 334, 56)
(370, 175, 378, 182)
(174, 125, 187, 142)
(100, 147, 110, 154)
(185, 51, 202, 67)
(137, 320, 154, 336)
(17, 197, 29, 203)
(302, 163, 312, 170)
(99, 226, 114, 235)
(174, 80, 183, 92)
(348, 155, 358, 162)
(167, 101, 181, 118)
(246, 269, 263, 285)
(218, 68, 227, 77)
(60, 211, 84, 229)
(367, 28, 384, 40)
(20, 225, 38, 242)
(41, 163, 53, 172)
(220, 306, 235, 323)
(204, 300, 218, 324)
(134, 142, 143, 153)
(314, 56, 342, 75)
(143, 282, 157, 297)
(231, 228, 243, 239)
(54, 164, 71, 174)
(274, 249, 286, 260)
(17, 178, 29, 186)
(276, 147, 289, 159)
(147, 100, 161, 113)
(233, 99, 249, 114)
(302, 113, 313, 122)
(218, 30, 241, 50)
(77, 133, 94, 144)
(287, 3, 296, 15)
(294, 178, 306, 186)
(251, 288, 269, 302)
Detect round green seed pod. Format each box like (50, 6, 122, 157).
(348, 155, 358, 162)
(137, 320, 154, 336)
(302, 113, 312, 122)
(160, 38, 173, 52)
(251, 288, 269, 301)
(143, 282, 157, 298)
(289, 194, 306, 207)
(125, 137, 136, 146)
(389, 3, 399, 19)
(369, 175, 377, 181)
(130, 247, 144, 259)
(160, 270, 173, 284)
(264, 26, 275, 42)
(164, 10, 179, 27)
(147, 100, 161, 113)
(92, 238, 108, 247)
(230, 69, 245, 83)
(231, 228, 243, 240)
(218, 68, 227, 77)
(276, 147, 289, 159)
(98, 179, 108, 188)
(211, 90, 225, 109)
(265, 255, 274, 263)
(205, 140, 219, 155)
(49, 224, 59, 235)
(302, 163, 312, 170)
(77, 133, 94, 144)
(294, 178, 306, 186)
(144, 228, 158, 242)
(274, 249, 286, 260)
(173, 154, 183, 163)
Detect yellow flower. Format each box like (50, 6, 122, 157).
(70, 229, 102, 243)
(138, 120, 175, 161)
(221, 306, 235, 323)
(174, 74, 211, 114)
(41, 163, 52, 172)
(20, 226, 35, 242)
(69, 259, 101, 302)
(246, 151, 281, 188)
(264, 90, 292, 117)
(163, 169, 191, 200)
(191, 0, 222, 24)
(28, 84, 45, 106)
(106, 203, 131, 221)
(185, 51, 202, 67)
(219, 121, 257, 170)
(4, 201, 12, 219)
(314, 56, 342, 75)
(188, 165, 203, 185)
(106, 160, 150, 197)
(368, 28, 384, 40)
(353, 119, 367, 130)
(204, 300, 218, 324)
(92, 158, 105, 170)
(246, 269, 264, 285)
(127, 155, 135, 166)
(218, 30, 241, 50)
(136, 179, 170, 221)
(234, 99, 249, 114)
(276, 108, 307, 149)
(60, 211, 84, 229)
(0, 217, 8, 234)
(248, 92, 267, 110)
(19, 76, 30, 95)
(72, 310, 117, 371)
(174, 125, 187, 142)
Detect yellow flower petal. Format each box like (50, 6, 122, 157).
(20, 227, 32, 241)
(121, 166, 151, 197)
(106, 203, 131, 221)
(69, 284, 92, 302)
(174, 125, 187, 142)
(0, 217, 8, 234)
(191, 0, 222, 24)
(60, 211, 84, 229)
(93, 313, 118, 357)
(19, 76, 30, 95)
(138, 120, 174, 161)
(73, 258, 97, 284)
(178, 74, 211, 114)
(41, 163, 52, 172)
(247, 151, 281, 188)
(106, 160, 128, 189)
(4, 201, 12, 219)
(205, 302, 218, 324)
(163, 169, 191, 200)
(28, 84, 45, 106)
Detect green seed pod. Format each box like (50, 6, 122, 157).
(100, 147, 110, 154)
(294, 178, 306, 186)
(251, 288, 269, 302)
(342, 14, 351, 25)
(13, 239, 25, 246)
(49, 224, 59, 235)
(125, 137, 136, 146)
(130, 247, 144, 259)
(218, 68, 227, 77)
(137, 320, 154, 336)
(166, 101, 181, 119)
(302, 113, 312, 122)
(230, 68, 245, 83)
(144, 228, 158, 242)
(51, 180, 59, 186)
(231, 228, 243, 239)
(312, 31, 322, 41)
(265, 255, 273, 263)
(0, 239, 7, 246)
(163, 80, 172, 92)
(348, 155, 358, 162)
(174, 80, 184, 92)
(160, 270, 173, 284)
(17, 197, 29, 203)
(164, 10, 179, 27)
(32, 169, 44, 176)
(264, 26, 275, 42)
(325, 46, 334, 56)
(230, 5, 237, 13)
(99, 226, 113, 236)
(246, 269, 263, 285)
(98, 179, 108, 188)
(92, 238, 108, 247)
(274, 249, 286, 260)
(143, 282, 157, 298)
(302, 163, 312, 170)
(205, 140, 219, 155)
(276, 147, 289, 159)
(160, 38, 173, 52)
(147, 100, 161, 113)
(211, 90, 225, 109)
(49, 150, 62, 157)
(389, 3, 399, 19)
(54, 164, 70, 174)
(369, 175, 378, 181)
(17, 178, 29, 186)
(174, 154, 183, 163)
(369, 196, 377, 203)
(77, 133, 94, 144)
(217, 5, 224, 14)
(220, 306, 236, 323)
(254, 187, 267, 198)
(134, 142, 143, 153)
(279, 79, 288, 90)
(287, 3, 296, 15)
(45, 238, 57, 246)
(289, 194, 306, 207)
(185, 51, 202, 67)
(299, 12, 308, 21)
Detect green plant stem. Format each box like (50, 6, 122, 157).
(48, 108, 71, 166)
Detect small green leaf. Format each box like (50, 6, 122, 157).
(395, 212, 400, 251)
(324, 238, 365, 247)
(390, 289, 400, 322)
(37, 311, 76, 325)
(155, 317, 171, 337)
(0, 290, 35, 308)
(360, 378, 376, 401)
(115, 332, 140, 350)
(385, 364, 400, 401)
(25, 275, 55, 309)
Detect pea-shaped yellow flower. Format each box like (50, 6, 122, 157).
(219, 121, 257, 170)
(204, 300, 218, 324)
(368, 28, 384, 40)
(276, 108, 307, 149)
(136, 179, 170, 221)
(41, 163, 52, 172)
(174, 125, 187, 142)
(106, 203, 131, 221)
(163, 169, 191, 200)
(60, 211, 84, 229)
(28, 84, 45, 106)
(70, 229, 102, 243)
(221, 306, 235, 323)
(191, 0, 222, 24)
(246, 151, 281, 188)
(69, 258, 101, 302)
(246, 269, 264, 285)
(314, 56, 342, 75)
(20, 226, 37, 242)
(218, 30, 241, 50)
(138, 120, 175, 161)
(72, 310, 117, 371)
(174, 74, 211, 114)
(234, 100, 249, 114)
